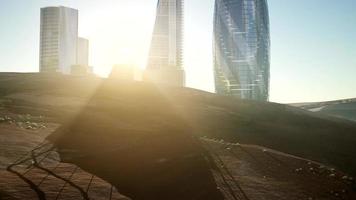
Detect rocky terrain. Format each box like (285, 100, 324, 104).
(1, 119, 355, 200)
(204, 138, 356, 200)
(0, 73, 356, 199)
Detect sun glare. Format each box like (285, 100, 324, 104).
(77, 1, 156, 77)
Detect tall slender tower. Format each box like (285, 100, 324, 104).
(144, 0, 185, 87)
(39, 6, 78, 74)
(213, 0, 270, 101)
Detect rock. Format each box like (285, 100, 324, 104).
(295, 168, 303, 173)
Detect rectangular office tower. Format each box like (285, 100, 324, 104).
(39, 6, 78, 74)
(213, 0, 270, 101)
(144, 0, 185, 87)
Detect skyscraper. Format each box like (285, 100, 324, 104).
(213, 0, 270, 101)
(144, 0, 185, 87)
(39, 6, 78, 74)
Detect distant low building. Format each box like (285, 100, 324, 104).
(72, 37, 91, 76)
(144, 68, 185, 86)
(71, 64, 92, 76)
(110, 64, 134, 81)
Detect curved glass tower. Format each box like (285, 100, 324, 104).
(144, 0, 185, 87)
(213, 0, 270, 101)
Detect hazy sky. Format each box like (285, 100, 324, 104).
(0, 0, 355, 103)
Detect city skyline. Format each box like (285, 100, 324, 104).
(213, 0, 270, 101)
(0, 0, 356, 103)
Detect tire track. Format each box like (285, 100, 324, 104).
(202, 140, 250, 200)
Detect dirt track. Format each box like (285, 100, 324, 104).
(203, 138, 356, 200)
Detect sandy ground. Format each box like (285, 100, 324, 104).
(0, 74, 355, 200)
(0, 115, 58, 169)
(1, 116, 355, 200)
(0, 112, 129, 200)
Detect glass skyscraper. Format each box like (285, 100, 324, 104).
(213, 0, 270, 101)
(40, 6, 78, 74)
(144, 0, 185, 87)
(40, 6, 90, 75)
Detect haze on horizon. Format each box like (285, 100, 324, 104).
(0, 0, 355, 103)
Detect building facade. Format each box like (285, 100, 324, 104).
(213, 0, 270, 101)
(72, 37, 92, 76)
(144, 0, 185, 87)
(39, 6, 78, 74)
(77, 37, 89, 67)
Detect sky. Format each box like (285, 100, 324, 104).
(0, 0, 355, 103)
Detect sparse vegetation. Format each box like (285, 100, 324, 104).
(0, 114, 46, 130)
